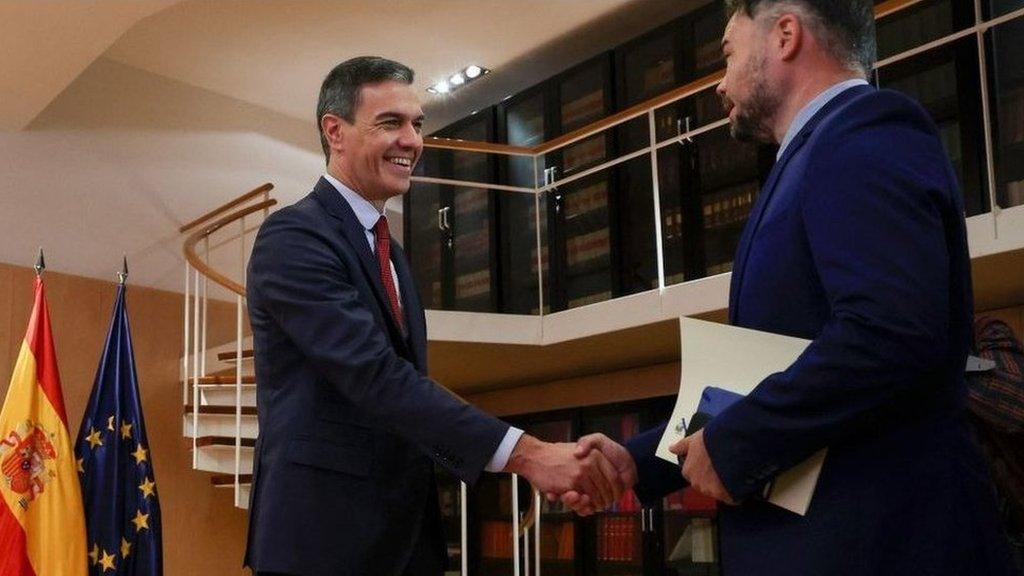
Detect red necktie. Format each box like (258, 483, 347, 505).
(372, 216, 404, 331)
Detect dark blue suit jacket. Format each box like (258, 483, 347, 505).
(628, 86, 1017, 575)
(243, 178, 509, 575)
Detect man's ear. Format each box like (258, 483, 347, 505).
(775, 13, 803, 62)
(321, 113, 346, 156)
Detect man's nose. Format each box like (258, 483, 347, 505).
(398, 123, 421, 148)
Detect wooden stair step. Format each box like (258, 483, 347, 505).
(218, 349, 254, 361)
(195, 436, 256, 448)
(210, 473, 253, 487)
(184, 404, 257, 416)
(196, 374, 255, 385)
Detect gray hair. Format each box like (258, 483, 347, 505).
(316, 56, 415, 162)
(725, 0, 876, 77)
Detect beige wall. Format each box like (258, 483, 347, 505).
(0, 262, 248, 576)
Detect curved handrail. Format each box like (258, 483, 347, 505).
(183, 199, 277, 296)
(421, 0, 921, 157)
(179, 182, 274, 233)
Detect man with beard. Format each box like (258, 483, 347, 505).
(565, 1, 1019, 574)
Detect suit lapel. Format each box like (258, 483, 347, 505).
(311, 178, 411, 352)
(728, 85, 873, 324)
(391, 242, 427, 372)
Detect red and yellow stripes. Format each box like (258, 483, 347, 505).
(0, 278, 87, 576)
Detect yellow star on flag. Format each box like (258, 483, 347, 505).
(77, 457, 85, 473)
(120, 421, 133, 439)
(139, 476, 156, 499)
(86, 427, 103, 449)
(121, 537, 132, 559)
(107, 415, 115, 431)
(99, 549, 116, 572)
(89, 543, 99, 565)
(131, 443, 148, 464)
(132, 509, 150, 532)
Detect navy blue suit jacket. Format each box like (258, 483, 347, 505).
(243, 178, 509, 576)
(628, 86, 1017, 575)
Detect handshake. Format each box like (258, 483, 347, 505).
(504, 429, 735, 516)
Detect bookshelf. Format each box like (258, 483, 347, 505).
(990, 15, 1024, 208)
(878, 29, 990, 215)
(500, 89, 549, 315)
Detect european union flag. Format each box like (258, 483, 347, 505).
(74, 283, 163, 575)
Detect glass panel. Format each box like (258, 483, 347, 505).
(876, 0, 971, 61)
(560, 63, 609, 133)
(448, 118, 495, 312)
(557, 175, 615, 310)
(989, 14, 1024, 208)
(506, 92, 546, 189)
(654, 86, 725, 150)
(659, 144, 694, 287)
(500, 192, 546, 314)
(693, 127, 760, 279)
(622, 30, 679, 107)
(618, 155, 659, 295)
(660, 489, 721, 576)
(986, 0, 1024, 19)
(406, 181, 443, 309)
(878, 35, 990, 215)
(581, 412, 643, 576)
(687, 6, 726, 81)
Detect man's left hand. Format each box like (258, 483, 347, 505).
(670, 430, 737, 505)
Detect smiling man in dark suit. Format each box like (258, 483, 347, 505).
(242, 57, 635, 576)
(566, 1, 1019, 574)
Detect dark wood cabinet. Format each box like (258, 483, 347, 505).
(406, 109, 500, 312)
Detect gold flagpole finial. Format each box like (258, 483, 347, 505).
(34, 247, 45, 277)
(117, 256, 129, 286)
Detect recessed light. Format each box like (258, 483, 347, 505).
(465, 65, 483, 79)
(434, 81, 451, 94)
(450, 73, 466, 86)
(427, 65, 490, 95)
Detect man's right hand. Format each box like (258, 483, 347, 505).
(503, 434, 624, 511)
(556, 433, 638, 516)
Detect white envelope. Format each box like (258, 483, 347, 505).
(658, 317, 826, 516)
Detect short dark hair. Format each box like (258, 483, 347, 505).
(316, 56, 415, 162)
(725, 0, 876, 76)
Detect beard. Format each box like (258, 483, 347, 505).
(723, 52, 780, 144)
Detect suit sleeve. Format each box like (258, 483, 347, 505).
(248, 210, 509, 485)
(703, 108, 960, 500)
(626, 423, 688, 506)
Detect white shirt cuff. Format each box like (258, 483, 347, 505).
(485, 426, 525, 472)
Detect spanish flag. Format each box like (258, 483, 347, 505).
(0, 276, 88, 575)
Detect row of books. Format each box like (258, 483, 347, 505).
(565, 228, 611, 268)
(567, 290, 612, 310)
(702, 183, 757, 230)
(562, 89, 606, 130)
(455, 269, 491, 300)
(643, 59, 676, 97)
(479, 520, 575, 560)
(564, 181, 608, 220)
(562, 135, 608, 173)
(595, 516, 641, 563)
(698, 142, 759, 189)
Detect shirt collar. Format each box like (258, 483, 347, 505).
(776, 78, 869, 160)
(323, 173, 384, 232)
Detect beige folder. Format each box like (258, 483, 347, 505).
(657, 317, 826, 516)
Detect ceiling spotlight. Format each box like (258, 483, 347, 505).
(465, 65, 483, 79)
(427, 65, 489, 96)
(434, 81, 451, 94)
(450, 73, 466, 86)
